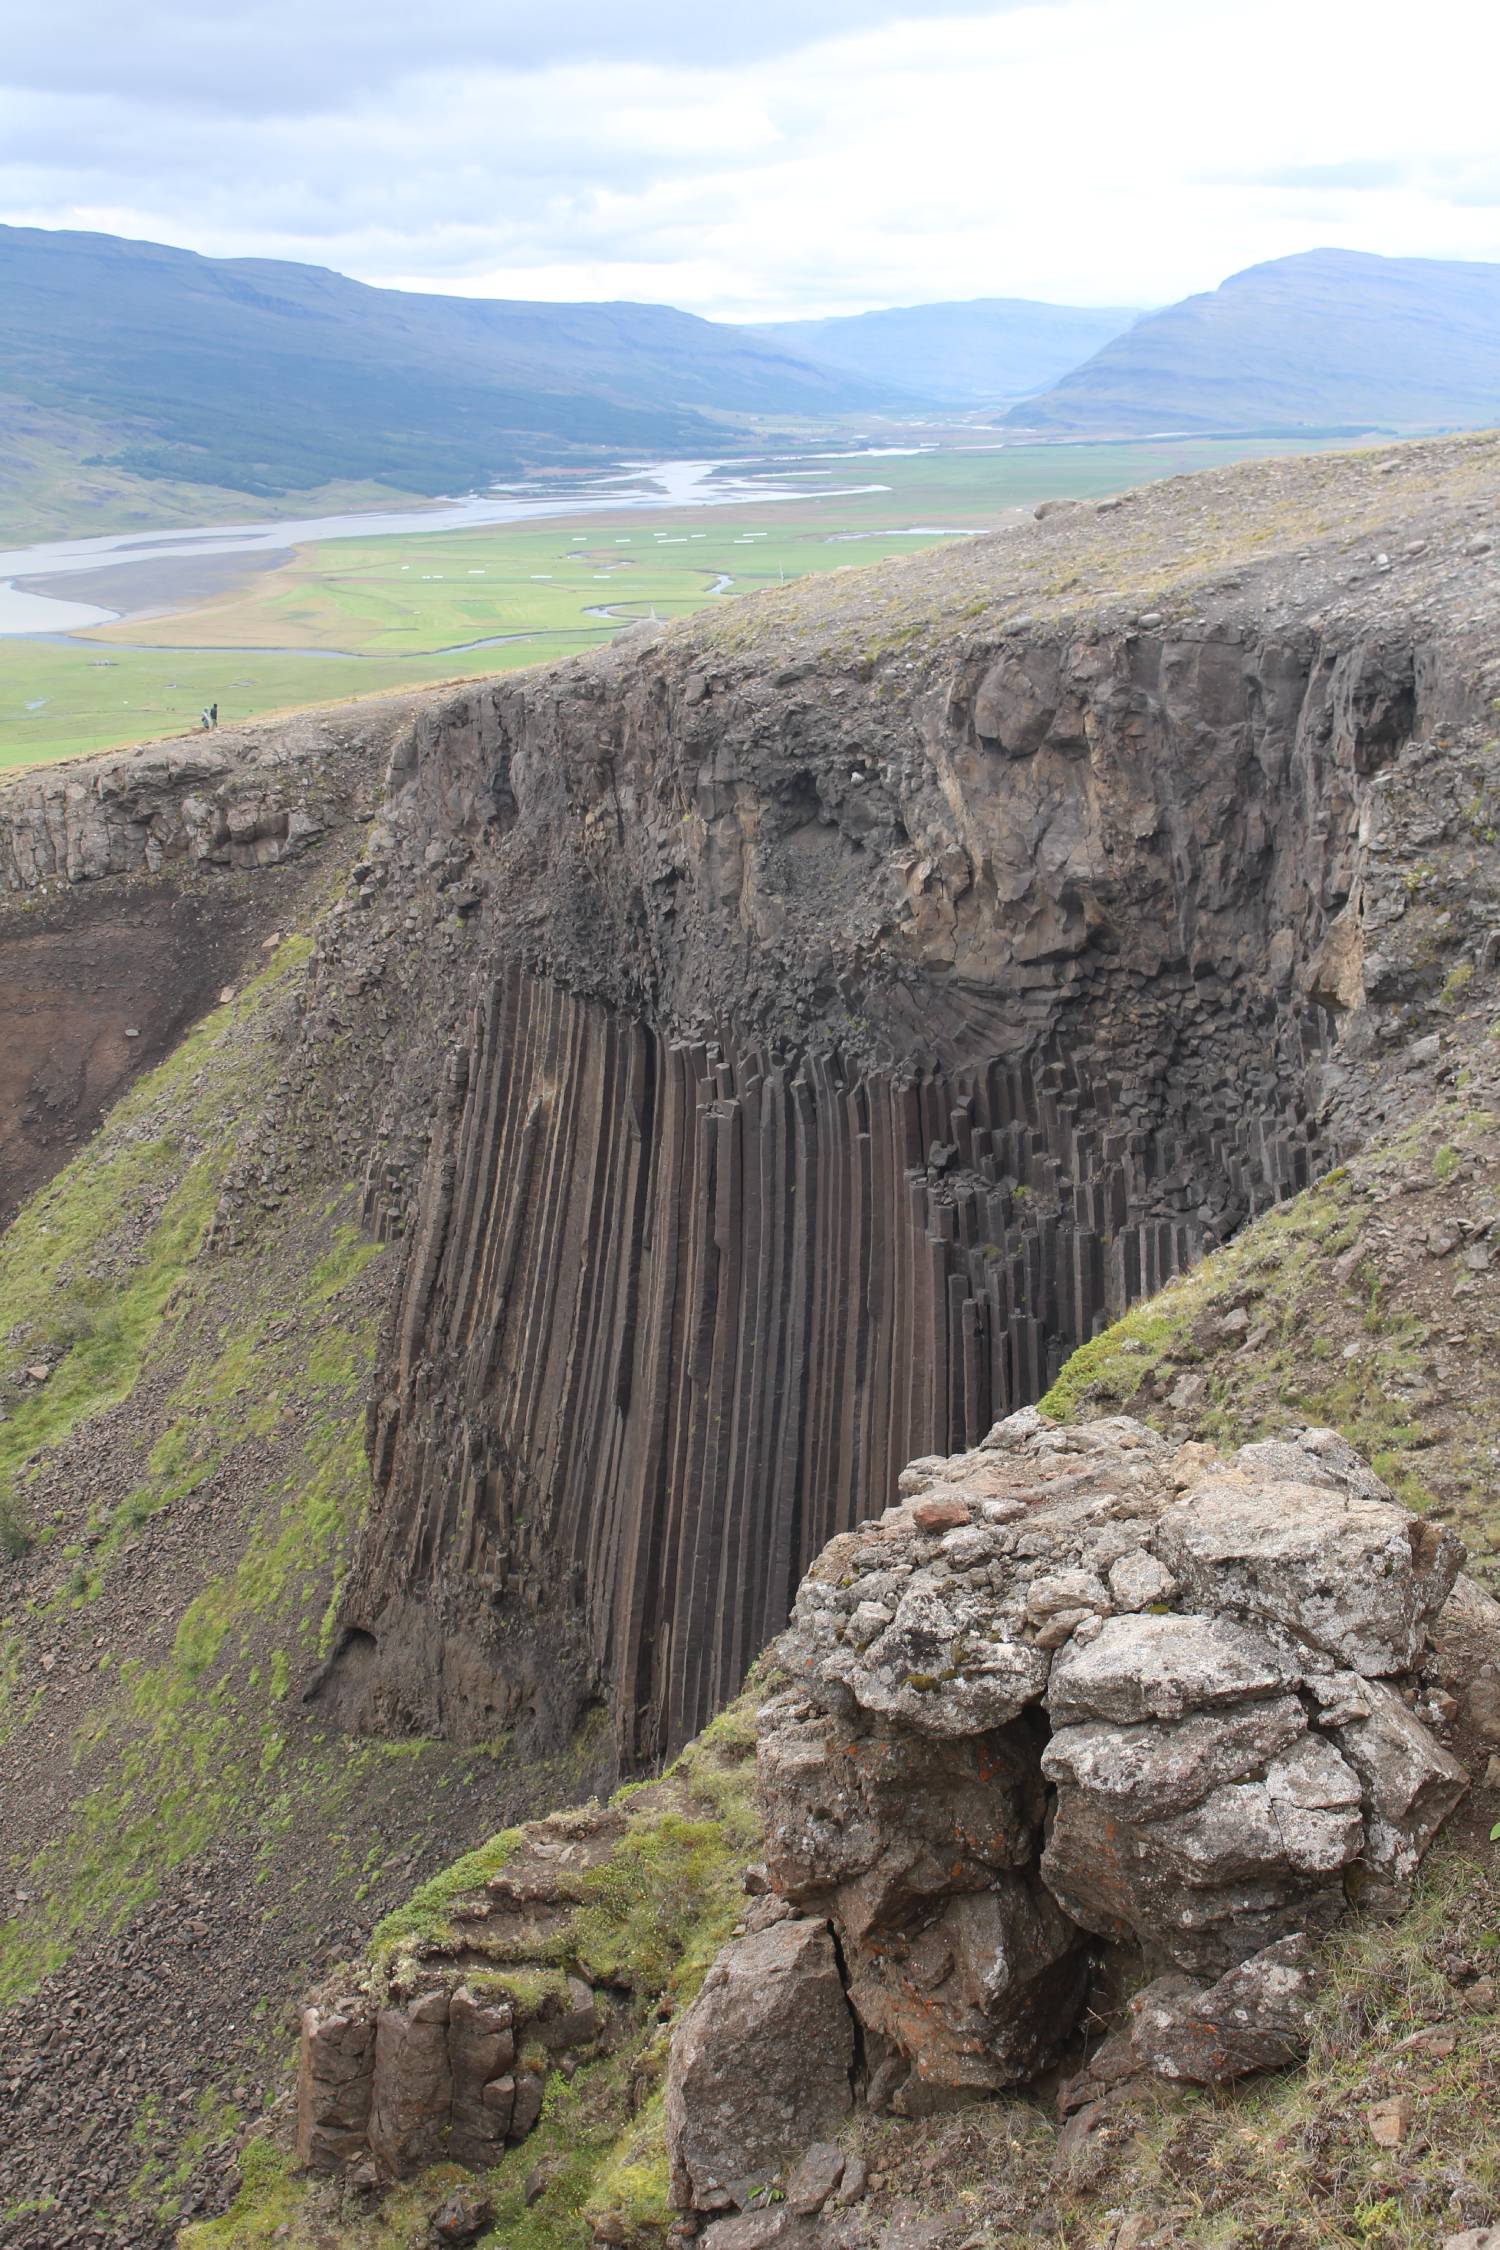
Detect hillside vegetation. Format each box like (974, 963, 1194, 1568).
(0, 928, 613, 2244)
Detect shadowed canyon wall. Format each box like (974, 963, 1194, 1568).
(349, 961, 1326, 1763)
(318, 439, 1500, 1765)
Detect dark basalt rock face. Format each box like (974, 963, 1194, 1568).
(314, 507, 1494, 1766)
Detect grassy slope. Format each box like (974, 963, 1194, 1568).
(181, 1699, 763, 2250)
(185, 1048, 1500, 2250)
(0, 934, 606, 2240)
(0, 394, 418, 543)
(1, 437, 1341, 769)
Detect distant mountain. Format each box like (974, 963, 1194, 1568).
(749, 297, 1140, 404)
(1007, 249, 1500, 434)
(0, 225, 884, 533)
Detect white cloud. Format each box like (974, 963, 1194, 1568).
(3, 0, 1499, 318)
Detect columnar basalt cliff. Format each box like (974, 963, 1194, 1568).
(300, 439, 1500, 1767)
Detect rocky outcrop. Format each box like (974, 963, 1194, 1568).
(294, 1801, 629, 2182)
(664, 1414, 1476, 2217)
(290, 1708, 761, 2194)
(0, 720, 370, 895)
(297, 1972, 573, 2181)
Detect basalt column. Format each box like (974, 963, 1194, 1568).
(339, 961, 1325, 1764)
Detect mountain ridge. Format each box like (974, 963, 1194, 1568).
(748, 294, 1141, 402)
(1007, 246, 1500, 434)
(0, 224, 887, 535)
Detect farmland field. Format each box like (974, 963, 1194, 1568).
(0, 436, 1342, 768)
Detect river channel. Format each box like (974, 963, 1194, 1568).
(0, 452, 922, 638)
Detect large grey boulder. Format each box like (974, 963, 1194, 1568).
(666, 1918, 855, 2212)
(1047, 1613, 1300, 1727)
(1126, 1936, 1320, 2082)
(1040, 1695, 1308, 1820)
(1154, 1473, 1462, 1674)
(1042, 1733, 1363, 1975)
(752, 1413, 1471, 2098)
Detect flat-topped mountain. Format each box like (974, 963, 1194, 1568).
(1009, 247, 1500, 434)
(749, 295, 1140, 403)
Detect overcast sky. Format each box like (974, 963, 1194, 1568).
(4, 0, 1499, 321)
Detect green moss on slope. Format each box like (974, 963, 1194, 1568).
(0, 935, 391, 2007)
(182, 1694, 764, 2250)
(0, 940, 311, 1559)
(0, 927, 601, 2240)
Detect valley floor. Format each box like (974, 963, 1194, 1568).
(0, 437, 1340, 768)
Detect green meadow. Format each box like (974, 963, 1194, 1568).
(0, 437, 1340, 768)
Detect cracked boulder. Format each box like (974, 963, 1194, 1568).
(1125, 1935, 1321, 2083)
(1042, 1616, 1364, 1974)
(666, 1916, 856, 2212)
(841, 1875, 1087, 2095)
(757, 1695, 1084, 2093)
(749, 1412, 1472, 2108)
(1153, 1469, 1462, 1674)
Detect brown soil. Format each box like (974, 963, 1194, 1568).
(0, 870, 318, 1225)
